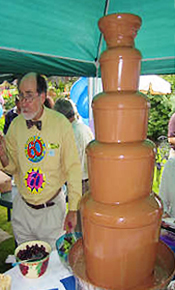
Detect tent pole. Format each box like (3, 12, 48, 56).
(94, 0, 110, 93)
(96, 0, 110, 64)
(89, 0, 110, 133)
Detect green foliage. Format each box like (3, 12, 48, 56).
(161, 74, 175, 94)
(2, 88, 18, 111)
(152, 167, 162, 194)
(0, 238, 16, 272)
(147, 94, 172, 142)
(145, 75, 175, 142)
(0, 206, 15, 273)
(152, 136, 170, 194)
(0, 117, 5, 132)
(47, 77, 77, 101)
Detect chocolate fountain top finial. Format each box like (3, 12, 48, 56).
(98, 13, 142, 48)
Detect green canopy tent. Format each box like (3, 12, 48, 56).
(0, 0, 174, 82)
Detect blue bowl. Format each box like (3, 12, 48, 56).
(56, 232, 82, 266)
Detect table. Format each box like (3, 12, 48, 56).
(0, 185, 17, 221)
(161, 224, 175, 234)
(5, 250, 75, 290)
(5, 247, 175, 290)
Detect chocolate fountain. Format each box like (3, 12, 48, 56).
(69, 13, 175, 290)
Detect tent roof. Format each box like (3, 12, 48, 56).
(0, 0, 174, 82)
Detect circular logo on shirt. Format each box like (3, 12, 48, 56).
(25, 136, 46, 163)
(24, 168, 46, 194)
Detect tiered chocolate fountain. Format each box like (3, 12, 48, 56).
(69, 13, 175, 290)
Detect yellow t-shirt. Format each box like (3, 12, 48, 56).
(3, 107, 82, 210)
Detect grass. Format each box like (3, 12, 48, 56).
(0, 207, 15, 273)
(0, 201, 69, 273)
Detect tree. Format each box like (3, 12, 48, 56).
(161, 74, 175, 94)
(147, 93, 172, 143)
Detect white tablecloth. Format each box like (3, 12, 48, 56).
(5, 250, 74, 290)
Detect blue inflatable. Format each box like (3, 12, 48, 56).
(70, 77, 90, 124)
(0, 104, 3, 118)
(81, 117, 89, 126)
(76, 86, 89, 119)
(70, 77, 88, 104)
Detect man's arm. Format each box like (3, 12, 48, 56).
(61, 121, 82, 231)
(64, 211, 77, 233)
(0, 133, 9, 167)
(0, 121, 18, 175)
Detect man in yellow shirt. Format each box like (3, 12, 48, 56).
(0, 72, 82, 249)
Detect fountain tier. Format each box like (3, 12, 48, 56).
(69, 12, 175, 290)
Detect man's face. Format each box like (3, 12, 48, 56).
(19, 74, 45, 120)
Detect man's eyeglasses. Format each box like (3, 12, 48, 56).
(18, 92, 39, 103)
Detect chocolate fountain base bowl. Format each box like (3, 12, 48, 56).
(69, 238, 175, 290)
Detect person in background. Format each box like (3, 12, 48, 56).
(54, 98, 94, 231)
(159, 113, 175, 219)
(0, 72, 82, 249)
(159, 157, 175, 219)
(3, 96, 21, 134)
(167, 112, 175, 158)
(44, 95, 55, 109)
